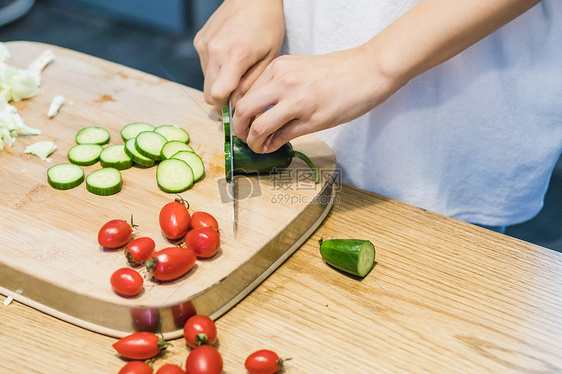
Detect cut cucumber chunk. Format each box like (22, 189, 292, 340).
(67, 144, 103, 166)
(75, 126, 110, 145)
(124, 138, 155, 168)
(86, 168, 123, 196)
(156, 159, 194, 193)
(135, 131, 168, 160)
(171, 150, 205, 181)
(161, 140, 194, 160)
(120, 122, 155, 141)
(47, 163, 85, 190)
(100, 144, 132, 170)
(319, 238, 376, 278)
(154, 125, 190, 144)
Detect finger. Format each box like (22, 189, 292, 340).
(244, 102, 298, 153)
(210, 63, 245, 111)
(263, 117, 311, 153)
(203, 62, 220, 106)
(231, 58, 271, 106)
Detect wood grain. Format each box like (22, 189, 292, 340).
(0, 42, 336, 338)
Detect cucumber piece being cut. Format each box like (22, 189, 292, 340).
(47, 163, 85, 190)
(160, 140, 194, 160)
(156, 159, 194, 193)
(67, 144, 103, 166)
(120, 122, 155, 141)
(86, 167, 123, 196)
(154, 125, 190, 144)
(124, 138, 155, 168)
(100, 144, 132, 170)
(135, 131, 168, 160)
(75, 126, 110, 145)
(171, 150, 205, 181)
(319, 238, 376, 277)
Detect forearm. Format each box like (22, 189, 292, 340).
(364, 0, 541, 98)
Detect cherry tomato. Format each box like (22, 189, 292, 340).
(190, 211, 219, 231)
(155, 363, 185, 374)
(98, 219, 133, 248)
(183, 315, 217, 348)
(110, 268, 144, 296)
(184, 228, 221, 258)
(125, 237, 156, 265)
(146, 247, 196, 281)
(160, 198, 190, 240)
(118, 361, 153, 374)
(113, 332, 169, 360)
(245, 350, 283, 374)
(185, 345, 223, 374)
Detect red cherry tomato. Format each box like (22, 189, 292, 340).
(185, 345, 223, 374)
(113, 332, 169, 360)
(146, 247, 196, 281)
(159, 198, 190, 240)
(125, 237, 156, 265)
(183, 315, 217, 348)
(155, 363, 185, 374)
(110, 268, 144, 296)
(245, 350, 283, 374)
(118, 361, 153, 374)
(184, 228, 221, 258)
(98, 219, 133, 248)
(190, 211, 219, 231)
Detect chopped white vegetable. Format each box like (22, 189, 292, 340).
(0, 42, 10, 63)
(47, 94, 65, 118)
(27, 49, 55, 87)
(3, 296, 13, 306)
(25, 140, 57, 160)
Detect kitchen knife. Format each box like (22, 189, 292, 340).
(222, 104, 237, 238)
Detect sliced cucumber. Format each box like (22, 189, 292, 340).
(171, 150, 205, 181)
(75, 126, 110, 145)
(47, 163, 85, 190)
(156, 159, 194, 193)
(100, 144, 132, 170)
(135, 131, 168, 160)
(319, 238, 376, 277)
(86, 168, 123, 196)
(67, 144, 103, 166)
(120, 122, 155, 141)
(154, 125, 190, 144)
(161, 140, 194, 160)
(124, 138, 155, 168)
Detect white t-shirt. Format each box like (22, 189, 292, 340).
(283, 0, 562, 226)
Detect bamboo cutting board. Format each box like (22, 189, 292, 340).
(0, 42, 337, 339)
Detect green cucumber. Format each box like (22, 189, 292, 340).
(86, 168, 123, 196)
(99, 144, 132, 170)
(47, 163, 85, 190)
(120, 122, 155, 141)
(319, 238, 375, 277)
(156, 159, 194, 193)
(171, 150, 205, 181)
(75, 126, 110, 145)
(161, 140, 194, 160)
(154, 125, 190, 143)
(124, 138, 155, 168)
(67, 144, 103, 166)
(135, 131, 168, 160)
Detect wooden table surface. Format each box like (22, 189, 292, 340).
(2, 183, 561, 373)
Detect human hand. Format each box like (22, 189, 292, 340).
(193, 0, 285, 114)
(232, 46, 398, 153)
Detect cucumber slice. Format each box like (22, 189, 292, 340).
(100, 144, 132, 170)
(124, 138, 156, 168)
(67, 144, 103, 166)
(319, 238, 376, 277)
(161, 140, 194, 160)
(154, 125, 190, 144)
(171, 150, 205, 181)
(156, 159, 194, 193)
(86, 168, 123, 196)
(120, 122, 155, 141)
(75, 126, 110, 145)
(135, 131, 168, 160)
(47, 163, 85, 190)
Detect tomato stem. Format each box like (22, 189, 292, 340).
(195, 333, 209, 347)
(174, 195, 190, 209)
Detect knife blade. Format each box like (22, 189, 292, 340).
(222, 103, 237, 238)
